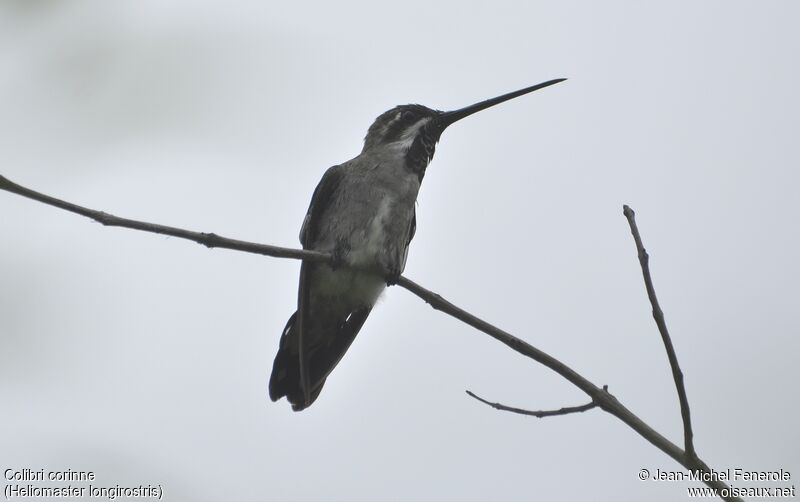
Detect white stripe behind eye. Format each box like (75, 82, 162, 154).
(395, 117, 431, 150)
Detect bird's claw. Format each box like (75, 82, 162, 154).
(385, 266, 402, 286)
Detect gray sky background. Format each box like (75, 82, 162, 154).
(1, 1, 798, 500)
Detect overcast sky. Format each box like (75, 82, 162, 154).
(1, 1, 798, 500)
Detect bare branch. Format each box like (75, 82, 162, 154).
(0, 175, 328, 264)
(466, 390, 598, 418)
(0, 175, 739, 501)
(623, 205, 696, 461)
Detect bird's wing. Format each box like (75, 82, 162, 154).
(307, 305, 373, 391)
(296, 165, 345, 406)
(408, 207, 416, 245)
(399, 207, 416, 272)
(300, 165, 343, 247)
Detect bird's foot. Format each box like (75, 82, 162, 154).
(385, 265, 402, 286)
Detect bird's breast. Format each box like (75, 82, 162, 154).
(308, 165, 419, 310)
(349, 195, 396, 266)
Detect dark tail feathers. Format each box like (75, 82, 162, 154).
(268, 307, 372, 412)
(268, 312, 324, 411)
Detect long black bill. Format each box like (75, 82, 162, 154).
(437, 78, 566, 129)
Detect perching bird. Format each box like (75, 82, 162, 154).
(269, 79, 565, 411)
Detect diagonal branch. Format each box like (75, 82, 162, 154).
(466, 390, 599, 418)
(0, 175, 739, 501)
(623, 205, 696, 461)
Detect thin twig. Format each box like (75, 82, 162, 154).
(0, 175, 739, 501)
(0, 175, 328, 263)
(466, 390, 598, 418)
(623, 205, 696, 461)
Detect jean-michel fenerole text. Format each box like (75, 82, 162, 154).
(652, 468, 791, 482)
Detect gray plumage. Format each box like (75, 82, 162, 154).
(269, 79, 565, 411)
(269, 106, 436, 411)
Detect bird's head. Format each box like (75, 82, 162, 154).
(362, 104, 440, 152)
(361, 79, 566, 181)
(362, 104, 441, 180)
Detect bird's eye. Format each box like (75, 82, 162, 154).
(401, 110, 416, 122)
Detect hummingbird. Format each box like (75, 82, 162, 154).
(269, 78, 565, 411)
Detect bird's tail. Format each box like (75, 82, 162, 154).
(268, 307, 372, 412)
(268, 312, 323, 411)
